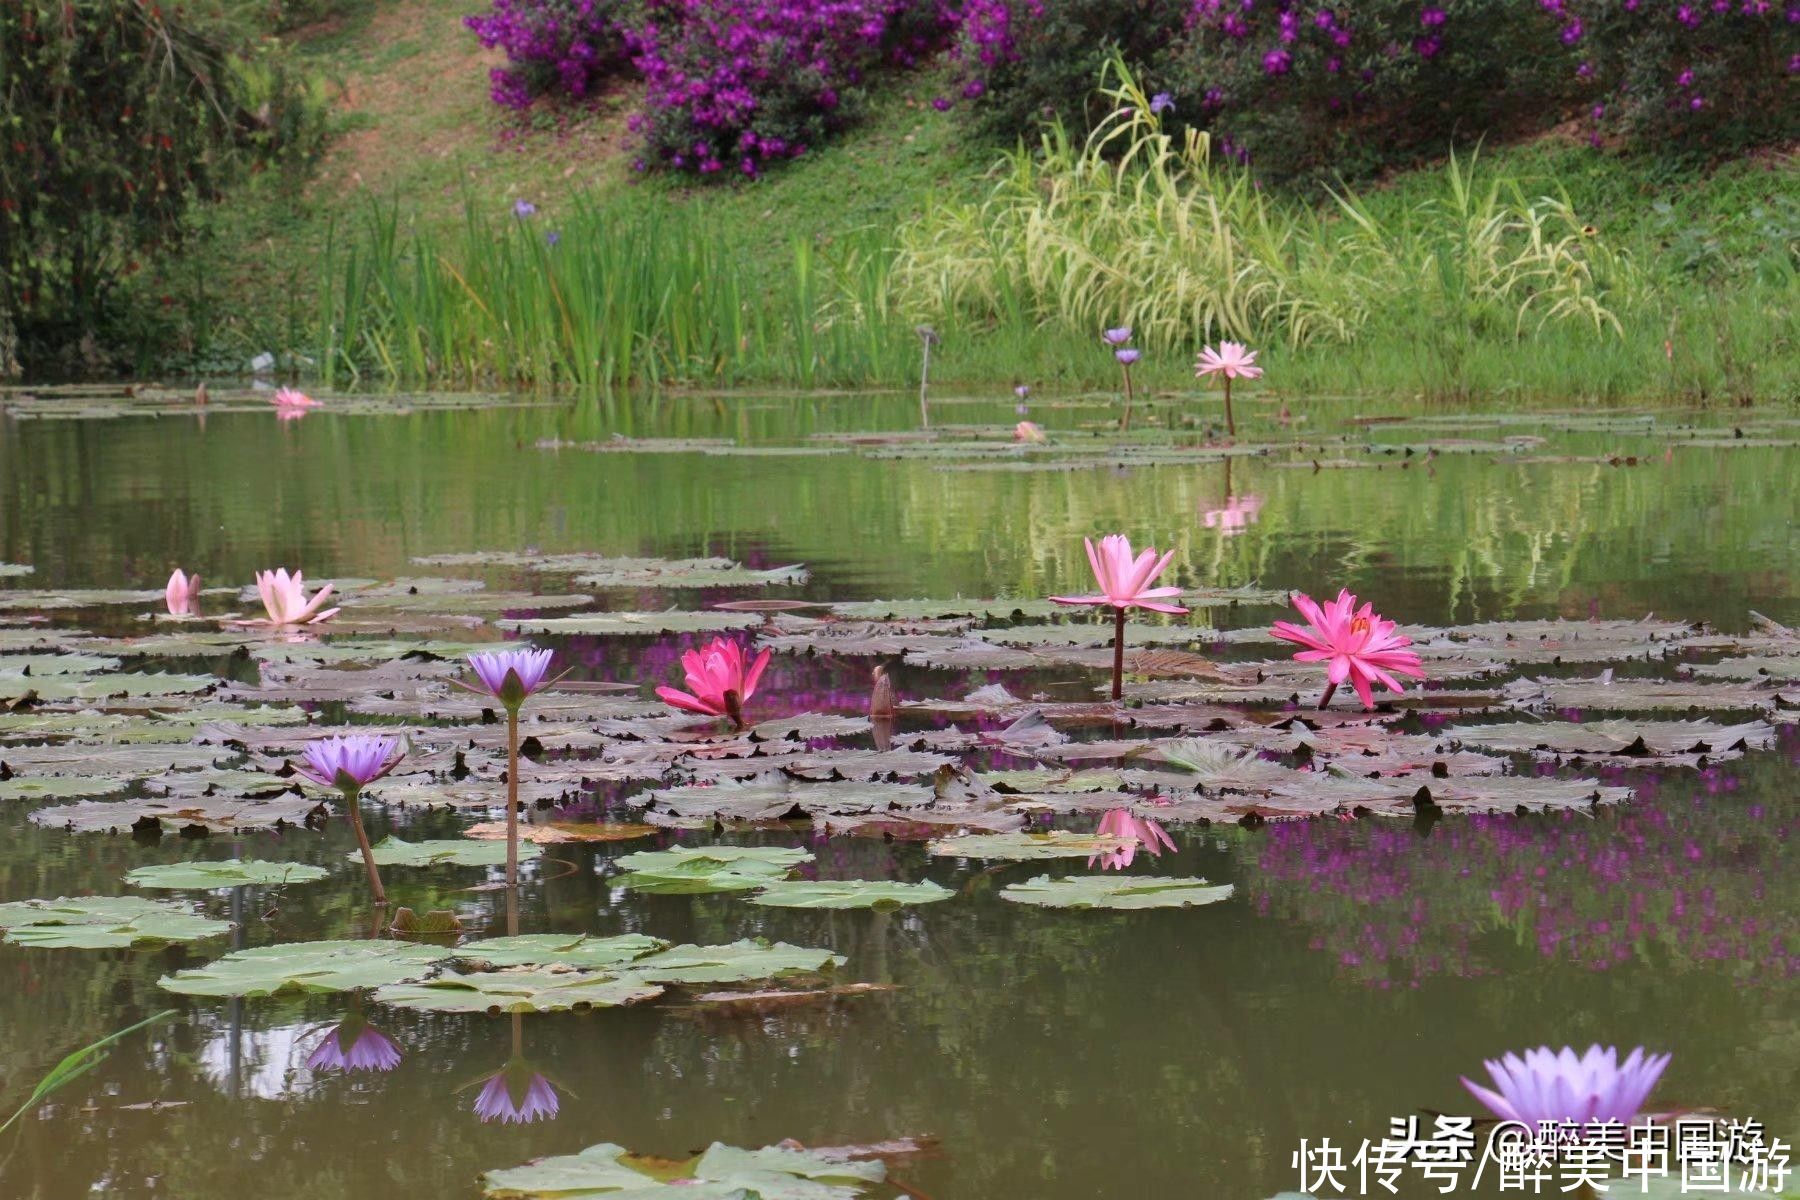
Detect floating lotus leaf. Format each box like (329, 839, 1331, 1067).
(0, 652, 122, 675)
(0, 742, 234, 776)
(645, 779, 934, 823)
(497, 610, 762, 636)
(1144, 739, 1300, 792)
(32, 794, 322, 834)
(1446, 718, 1776, 757)
(624, 939, 845, 984)
(927, 831, 1133, 860)
(614, 844, 810, 893)
(372, 966, 665, 1014)
(125, 859, 330, 889)
(454, 933, 666, 969)
(0, 895, 230, 948)
(0, 775, 132, 801)
(251, 637, 494, 665)
(748, 880, 955, 909)
(1693, 655, 1800, 681)
(0, 589, 164, 610)
(0, 670, 217, 701)
(483, 1143, 662, 1198)
(571, 561, 807, 589)
(976, 768, 1128, 793)
(749, 713, 873, 741)
(482, 1140, 884, 1200)
(0, 710, 133, 739)
(361, 836, 545, 868)
(1502, 675, 1786, 713)
(1000, 875, 1236, 910)
(158, 939, 455, 996)
(828, 598, 1063, 621)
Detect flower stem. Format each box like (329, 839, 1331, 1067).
(1223, 376, 1236, 438)
(1111, 607, 1128, 701)
(344, 787, 386, 906)
(1120, 365, 1134, 432)
(505, 709, 520, 893)
(1317, 681, 1337, 710)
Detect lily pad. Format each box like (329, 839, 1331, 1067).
(454, 933, 666, 970)
(748, 880, 955, 909)
(1000, 875, 1236, 910)
(624, 939, 845, 984)
(361, 837, 545, 868)
(159, 939, 455, 996)
(31, 794, 322, 834)
(482, 1140, 885, 1200)
(615, 844, 810, 882)
(0, 895, 231, 948)
(372, 966, 665, 1014)
(125, 860, 330, 889)
(464, 821, 659, 844)
(0, 775, 132, 801)
(497, 612, 760, 636)
(927, 831, 1133, 860)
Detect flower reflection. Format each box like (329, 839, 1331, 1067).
(1200, 494, 1263, 535)
(1091, 808, 1177, 870)
(307, 1013, 402, 1073)
(467, 1014, 563, 1124)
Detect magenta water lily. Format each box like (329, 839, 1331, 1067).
(1270, 589, 1425, 710)
(657, 636, 772, 730)
(293, 734, 404, 904)
(1052, 535, 1189, 701)
(1462, 1045, 1672, 1129)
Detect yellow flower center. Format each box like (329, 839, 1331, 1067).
(1349, 616, 1370, 636)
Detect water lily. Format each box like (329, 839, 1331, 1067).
(1462, 1045, 1671, 1129)
(1014, 420, 1046, 443)
(1114, 348, 1141, 366)
(1270, 589, 1425, 710)
(460, 647, 558, 892)
(1102, 326, 1132, 346)
(1201, 494, 1263, 535)
(293, 734, 404, 904)
(1113, 347, 1142, 430)
(1195, 341, 1262, 437)
(164, 569, 202, 617)
(657, 637, 772, 730)
(1052, 535, 1189, 700)
(1091, 808, 1178, 870)
(307, 1016, 402, 1073)
(471, 1061, 561, 1124)
(271, 387, 320, 411)
(253, 569, 338, 626)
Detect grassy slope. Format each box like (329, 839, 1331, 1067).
(182, 0, 1797, 396)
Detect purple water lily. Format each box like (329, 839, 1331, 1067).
(472, 1062, 561, 1124)
(292, 734, 403, 904)
(1462, 1045, 1671, 1129)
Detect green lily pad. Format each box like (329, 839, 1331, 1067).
(614, 844, 810, 894)
(0, 671, 217, 702)
(748, 880, 955, 909)
(372, 966, 665, 1014)
(624, 939, 845, 984)
(360, 836, 544, 868)
(158, 939, 454, 996)
(927, 831, 1132, 860)
(482, 1140, 885, 1200)
(0, 775, 132, 801)
(454, 933, 666, 970)
(1000, 875, 1236, 910)
(0, 652, 123, 675)
(0, 895, 231, 948)
(125, 860, 330, 890)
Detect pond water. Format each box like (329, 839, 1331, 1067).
(0, 388, 1795, 1200)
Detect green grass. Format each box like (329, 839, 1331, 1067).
(157, 2, 1799, 402)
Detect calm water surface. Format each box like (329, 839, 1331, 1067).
(0, 391, 1795, 1199)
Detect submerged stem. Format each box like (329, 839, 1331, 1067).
(505, 709, 520, 893)
(1111, 606, 1128, 701)
(343, 786, 386, 905)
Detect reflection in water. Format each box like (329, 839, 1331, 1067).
(306, 1009, 403, 1075)
(469, 1015, 563, 1125)
(198, 1021, 320, 1102)
(1091, 810, 1177, 871)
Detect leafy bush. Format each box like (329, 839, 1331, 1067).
(0, 0, 328, 375)
(463, 0, 632, 110)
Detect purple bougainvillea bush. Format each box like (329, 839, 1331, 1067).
(464, 0, 634, 110)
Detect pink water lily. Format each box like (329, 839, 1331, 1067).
(1201, 494, 1263, 536)
(1051, 536, 1190, 615)
(272, 387, 320, 410)
(1091, 808, 1178, 870)
(1195, 341, 1263, 380)
(165, 569, 202, 617)
(1270, 589, 1425, 709)
(307, 1018, 402, 1073)
(1195, 341, 1261, 437)
(1462, 1045, 1671, 1129)
(656, 637, 772, 729)
(254, 568, 338, 626)
(1053, 535, 1189, 701)
(1014, 420, 1046, 443)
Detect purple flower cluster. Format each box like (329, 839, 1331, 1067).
(464, 0, 631, 110)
